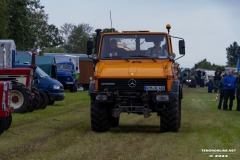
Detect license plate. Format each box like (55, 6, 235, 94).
(144, 86, 165, 91)
(66, 82, 74, 84)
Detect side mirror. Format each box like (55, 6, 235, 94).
(87, 40, 94, 55)
(179, 40, 185, 55)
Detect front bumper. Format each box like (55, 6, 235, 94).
(90, 91, 171, 103)
(49, 92, 65, 101)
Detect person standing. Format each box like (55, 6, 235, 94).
(223, 70, 236, 110)
(217, 75, 225, 109)
(236, 71, 240, 111)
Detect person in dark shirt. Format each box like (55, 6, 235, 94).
(108, 39, 126, 57)
(236, 71, 240, 111)
(217, 75, 225, 109)
(222, 70, 236, 110)
(146, 40, 168, 58)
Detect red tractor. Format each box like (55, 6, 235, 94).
(0, 81, 13, 135)
(0, 40, 39, 113)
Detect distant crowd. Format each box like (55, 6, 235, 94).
(217, 70, 240, 111)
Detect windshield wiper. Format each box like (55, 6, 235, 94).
(130, 55, 146, 58)
(150, 58, 157, 62)
(111, 56, 129, 62)
(130, 55, 157, 62)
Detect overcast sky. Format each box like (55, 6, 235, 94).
(40, 0, 240, 68)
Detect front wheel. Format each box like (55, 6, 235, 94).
(91, 102, 110, 132)
(11, 83, 32, 113)
(69, 82, 78, 92)
(38, 90, 49, 109)
(160, 96, 180, 132)
(110, 116, 120, 128)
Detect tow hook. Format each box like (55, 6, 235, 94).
(112, 105, 121, 118)
(143, 104, 151, 118)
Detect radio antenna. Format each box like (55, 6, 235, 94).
(110, 10, 113, 32)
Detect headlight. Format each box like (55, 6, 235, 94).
(156, 95, 169, 102)
(96, 94, 108, 101)
(53, 85, 61, 89)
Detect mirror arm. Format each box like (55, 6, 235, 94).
(174, 54, 185, 61)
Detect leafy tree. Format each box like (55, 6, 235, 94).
(8, 0, 33, 49)
(194, 58, 225, 71)
(60, 23, 75, 44)
(194, 59, 213, 70)
(64, 23, 93, 53)
(28, 1, 63, 50)
(44, 46, 66, 53)
(0, 0, 9, 38)
(102, 28, 118, 33)
(226, 41, 240, 66)
(6, 0, 62, 50)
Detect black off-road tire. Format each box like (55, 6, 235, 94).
(91, 102, 110, 132)
(29, 86, 40, 111)
(5, 113, 12, 131)
(69, 82, 78, 92)
(178, 99, 182, 128)
(110, 116, 120, 128)
(160, 96, 180, 132)
(11, 83, 32, 113)
(38, 90, 49, 109)
(0, 118, 6, 135)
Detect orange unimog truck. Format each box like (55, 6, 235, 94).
(87, 24, 185, 132)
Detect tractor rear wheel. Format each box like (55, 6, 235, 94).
(11, 83, 32, 113)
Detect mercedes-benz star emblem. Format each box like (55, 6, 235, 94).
(128, 79, 137, 88)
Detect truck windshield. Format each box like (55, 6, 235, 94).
(100, 34, 169, 60)
(57, 64, 73, 71)
(35, 67, 50, 77)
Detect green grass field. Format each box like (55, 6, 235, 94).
(0, 87, 240, 160)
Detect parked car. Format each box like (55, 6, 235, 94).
(14, 64, 65, 107)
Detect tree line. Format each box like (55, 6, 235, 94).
(194, 42, 240, 70)
(0, 0, 93, 54)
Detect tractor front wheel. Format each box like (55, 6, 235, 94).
(11, 83, 32, 113)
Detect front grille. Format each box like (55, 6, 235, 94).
(57, 76, 66, 81)
(98, 78, 167, 92)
